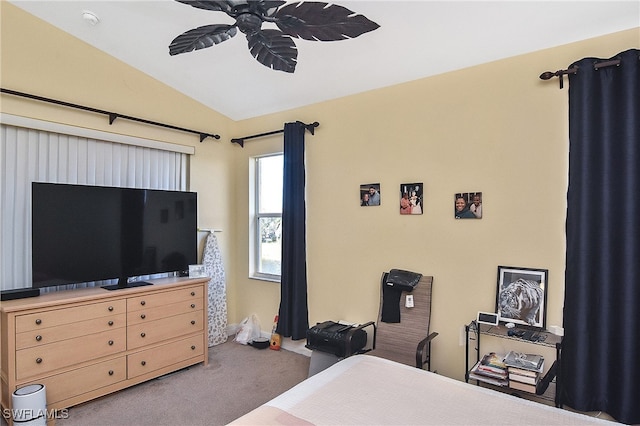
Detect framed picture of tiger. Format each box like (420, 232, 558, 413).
(496, 266, 548, 329)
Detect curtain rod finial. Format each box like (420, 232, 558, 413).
(199, 133, 221, 142)
(306, 121, 319, 135)
(540, 71, 556, 80)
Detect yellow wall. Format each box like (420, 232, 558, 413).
(230, 28, 639, 379)
(2, 1, 639, 380)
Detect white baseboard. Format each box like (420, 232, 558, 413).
(281, 338, 312, 356)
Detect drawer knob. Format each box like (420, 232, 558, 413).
(108, 321, 114, 326)
(108, 340, 114, 346)
(140, 314, 146, 319)
(191, 304, 196, 309)
(35, 335, 42, 341)
(108, 306, 114, 311)
(141, 361, 146, 366)
(35, 319, 42, 325)
(191, 320, 196, 325)
(36, 358, 42, 364)
(191, 345, 196, 350)
(108, 370, 114, 376)
(140, 300, 146, 306)
(140, 332, 146, 338)
(191, 291, 195, 296)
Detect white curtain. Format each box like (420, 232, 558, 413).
(0, 122, 188, 292)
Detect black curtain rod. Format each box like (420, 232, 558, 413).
(231, 121, 319, 147)
(0, 88, 221, 142)
(539, 59, 621, 89)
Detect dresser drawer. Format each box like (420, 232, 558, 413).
(16, 299, 126, 333)
(128, 334, 204, 378)
(16, 328, 126, 380)
(16, 313, 126, 350)
(37, 357, 126, 405)
(127, 286, 203, 312)
(127, 299, 203, 326)
(127, 310, 203, 350)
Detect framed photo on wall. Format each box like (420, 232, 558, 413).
(454, 192, 482, 219)
(360, 183, 381, 206)
(496, 266, 548, 329)
(400, 183, 423, 215)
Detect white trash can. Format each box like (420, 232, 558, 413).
(12, 384, 47, 425)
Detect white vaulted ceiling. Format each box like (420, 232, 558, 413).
(8, 1, 640, 120)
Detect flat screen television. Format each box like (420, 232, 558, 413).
(32, 182, 197, 290)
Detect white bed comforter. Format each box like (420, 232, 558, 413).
(230, 355, 617, 425)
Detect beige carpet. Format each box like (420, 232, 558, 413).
(48, 341, 310, 426)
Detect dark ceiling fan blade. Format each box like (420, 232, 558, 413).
(169, 24, 238, 56)
(247, 29, 297, 73)
(174, 0, 234, 14)
(274, 2, 379, 41)
(253, 1, 287, 13)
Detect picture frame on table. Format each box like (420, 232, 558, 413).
(496, 266, 548, 329)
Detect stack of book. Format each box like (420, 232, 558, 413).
(469, 352, 508, 387)
(503, 350, 544, 394)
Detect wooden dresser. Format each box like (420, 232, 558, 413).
(1, 277, 209, 421)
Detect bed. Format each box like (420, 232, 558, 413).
(229, 355, 615, 425)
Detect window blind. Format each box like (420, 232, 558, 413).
(1, 122, 188, 291)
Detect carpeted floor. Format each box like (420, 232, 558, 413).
(46, 340, 310, 426)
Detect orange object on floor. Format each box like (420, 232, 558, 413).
(270, 315, 281, 351)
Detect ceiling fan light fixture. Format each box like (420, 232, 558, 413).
(81, 10, 100, 26)
(236, 13, 263, 34)
(170, 1, 379, 73)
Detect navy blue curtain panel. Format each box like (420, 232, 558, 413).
(276, 122, 309, 340)
(563, 49, 640, 425)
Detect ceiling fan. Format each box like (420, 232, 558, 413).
(169, 0, 380, 73)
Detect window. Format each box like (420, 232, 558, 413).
(251, 154, 283, 280)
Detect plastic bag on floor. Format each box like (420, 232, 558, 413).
(235, 314, 261, 345)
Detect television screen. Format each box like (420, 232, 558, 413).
(32, 183, 197, 290)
